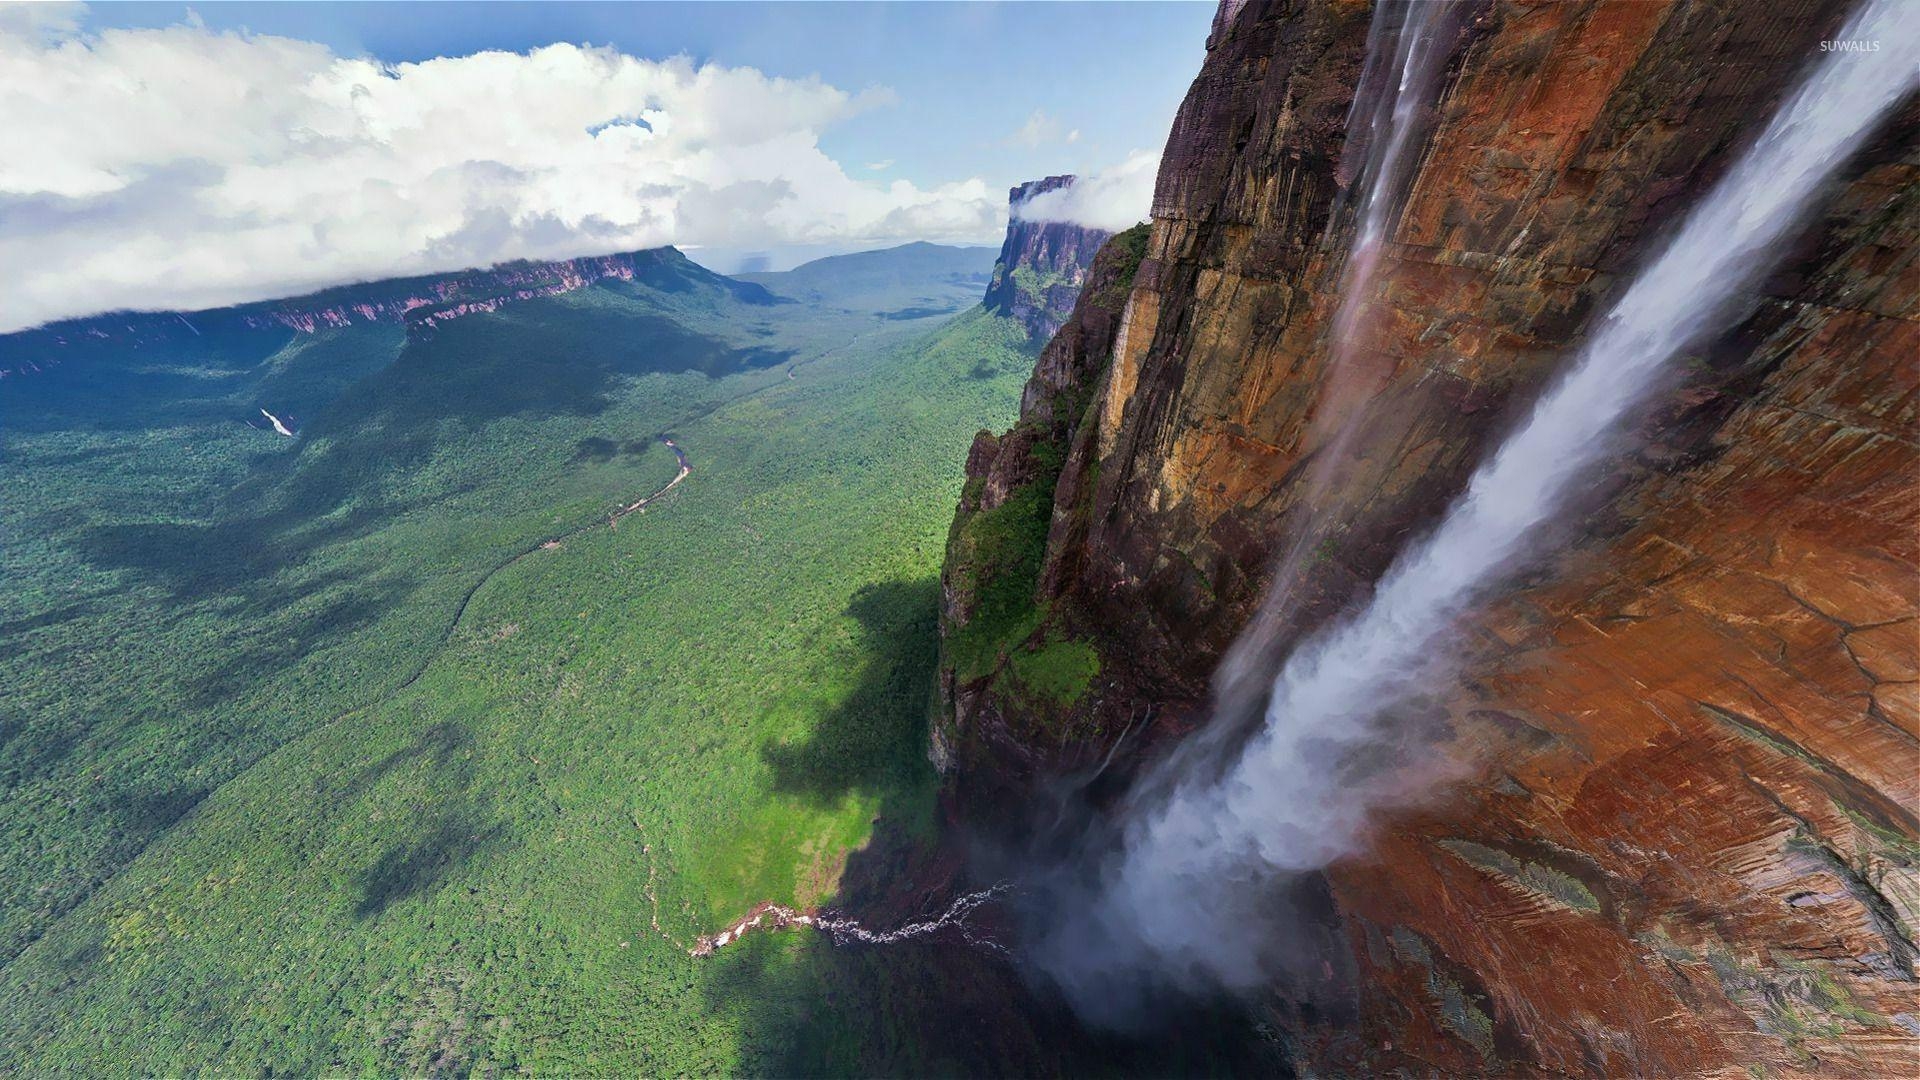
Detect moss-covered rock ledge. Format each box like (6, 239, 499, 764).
(933, 224, 1147, 778)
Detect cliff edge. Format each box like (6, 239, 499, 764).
(938, 1, 1919, 1074)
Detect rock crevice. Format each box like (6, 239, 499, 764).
(937, 1, 1920, 1074)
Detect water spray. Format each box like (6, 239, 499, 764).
(1038, 0, 1920, 1023)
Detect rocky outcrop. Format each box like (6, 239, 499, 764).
(982, 177, 1112, 341)
(940, 0, 1919, 1074)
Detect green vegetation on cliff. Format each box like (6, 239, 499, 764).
(943, 452, 1058, 683)
(940, 434, 1104, 720)
(1093, 224, 1149, 305)
(1008, 635, 1103, 706)
(1010, 264, 1072, 304)
(939, 223, 1151, 733)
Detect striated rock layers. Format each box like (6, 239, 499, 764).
(983, 176, 1113, 341)
(236, 248, 774, 334)
(939, 0, 1919, 1074)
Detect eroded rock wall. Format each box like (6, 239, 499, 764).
(939, 0, 1919, 1073)
(983, 176, 1114, 341)
(938, 225, 1147, 780)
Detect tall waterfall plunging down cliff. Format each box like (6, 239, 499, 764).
(1042, 0, 1920, 1020)
(1212, 0, 1465, 733)
(1326, 0, 1463, 341)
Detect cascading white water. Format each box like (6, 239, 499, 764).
(1210, 0, 1465, 725)
(1055, 0, 1920, 1012)
(1328, 0, 1462, 344)
(694, 884, 1014, 957)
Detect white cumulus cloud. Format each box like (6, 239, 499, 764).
(0, 13, 1006, 331)
(0, 0, 82, 41)
(1012, 149, 1158, 233)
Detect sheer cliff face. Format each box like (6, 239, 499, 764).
(983, 176, 1112, 341)
(937, 225, 1146, 775)
(941, 0, 1918, 1074)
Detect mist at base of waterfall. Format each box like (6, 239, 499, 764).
(1024, 0, 1920, 1027)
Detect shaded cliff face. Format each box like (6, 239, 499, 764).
(938, 224, 1147, 776)
(940, 0, 1918, 1074)
(982, 176, 1113, 341)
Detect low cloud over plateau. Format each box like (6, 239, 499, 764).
(1012, 150, 1158, 233)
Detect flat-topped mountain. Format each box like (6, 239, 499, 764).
(982, 176, 1111, 341)
(0, 247, 777, 382)
(739, 241, 996, 318)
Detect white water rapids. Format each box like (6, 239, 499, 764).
(1043, 0, 1920, 1015)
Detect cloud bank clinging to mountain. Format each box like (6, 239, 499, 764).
(1011, 150, 1158, 233)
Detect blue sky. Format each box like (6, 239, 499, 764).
(1, 2, 1212, 329)
(86, 2, 1214, 193)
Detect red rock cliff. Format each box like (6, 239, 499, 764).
(938, 0, 1919, 1074)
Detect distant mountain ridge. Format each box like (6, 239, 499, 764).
(0, 247, 775, 380)
(740, 241, 996, 318)
(239, 248, 778, 335)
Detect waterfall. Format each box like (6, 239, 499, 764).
(1209, 0, 1466, 734)
(1328, 0, 1463, 342)
(1040, 0, 1920, 1021)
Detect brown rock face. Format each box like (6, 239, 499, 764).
(983, 176, 1114, 341)
(939, 0, 1919, 1074)
(937, 225, 1147, 780)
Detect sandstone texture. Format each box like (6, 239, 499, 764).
(938, 0, 1919, 1073)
